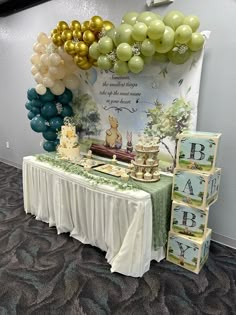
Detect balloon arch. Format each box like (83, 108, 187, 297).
(25, 10, 205, 151)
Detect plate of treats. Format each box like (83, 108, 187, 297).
(93, 164, 130, 177)
(79, 158, 105, 168)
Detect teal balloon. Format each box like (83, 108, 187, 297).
(31, 106, 41, 115)
(57, 88, 73, 104)
(31, 99, 43, 108)
(61, 105, 73, 117)
(25, 101, 33, 111)
(42, 129, 58, 141)
(30, 115, 48, 133)
(49, 116, 63, 131)
(54, 139, 60, 146)
(43, 141, 56, 152)
(41, 102, 58, 119)
(27, 111, 36, 120)
(39, 88, 55, 102)
(27, 88, 39, 101)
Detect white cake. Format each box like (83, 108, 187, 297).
(57, 125, 80, 161)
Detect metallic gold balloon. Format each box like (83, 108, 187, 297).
(79, 62, 92, 70)
(89, 16, 103, 32)
(52, 33, 63, 46)
(75, 41, 89, 57)
(61, 29, 73, 42)
(64, 40, 76, 55)
(72, 30, 82, 40)
(81, 21, 90, 33)
(74, 55, 89, 67)
(70, 20, 81, 31)
(103, 20, 114, 32)
(88, 56, 97, 65)
(51, 28, 59, 36)
(57, 20, 69, 32)
(83, 30, 96, 45)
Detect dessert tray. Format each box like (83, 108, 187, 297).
(93, 164, 130, 177)
(79, 157, 105, 168)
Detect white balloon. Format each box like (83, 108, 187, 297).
(63, 74, 80, 90)
(35, 83, 47, 95)
(30, 53, 41, 65)
(49, 64, 65, 80)
(37, 32, 50, 45)
(50, 80, 65, 95)
(34, 72, 43, 84)
(43, 76, 55, 88)
(49, 53, 61, 66)
(31, 65, 38, 75)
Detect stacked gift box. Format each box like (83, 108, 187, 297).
(166, 131, 221, 274)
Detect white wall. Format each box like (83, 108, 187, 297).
(0, 0, 235, 247)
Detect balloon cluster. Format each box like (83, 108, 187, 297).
(25, 87, 74, 152)
(89, 10, 205, 75)
(31, 32, 80, 96)
(50, 17, 114, 71)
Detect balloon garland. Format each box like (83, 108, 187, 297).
(26, 10, 205, 152)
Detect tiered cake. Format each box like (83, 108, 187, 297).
(57, 124, 80, 161)
(130, 136, 160, 182)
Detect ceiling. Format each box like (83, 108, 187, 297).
(0, 0, 51, 17)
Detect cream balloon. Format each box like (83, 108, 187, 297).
(38, 64, 48, 75)
(30, 53, 41, 65)
(37, 32, 50, 45)
(31, 65, 38, 75)
(35, 84, 47, 95)
(40, 54, 50, 66)
(49, 53, 62, 66)
(63, 74, 80, 90)
(49, 64, 65, 80)
(42, 76, 55, 88)
(34, 43, 46, 54)
(34, 72, 44, 84)
(50, 80, 65, 95)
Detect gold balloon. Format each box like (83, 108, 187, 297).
(51, 28, 59, 36)
(83, 30, 96, 45)
(81, 21, 90, 33)
(64, 40, 76, 55)
(72, 30, 82, 40)
(57, 20, 69, 32)
(52, 33, 63, 46)
(79, 62, 92, 70)
(89, 16, 103, 32)
(88, 56, 97, 65)
(75, 41, 89, 57)
(61, 29, 73, 42)
(70, 20, 81, 31)
(103, 20, 114, 32)
(74, 55, 89, 67)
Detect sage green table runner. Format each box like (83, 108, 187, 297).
(36, 154, 172, 250)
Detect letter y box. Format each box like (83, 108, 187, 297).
(167, 229, 212, 274)
(172, 168, 221, 210)
(176, 131, 221, 174)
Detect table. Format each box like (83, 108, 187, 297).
(23, 156, 172, 277)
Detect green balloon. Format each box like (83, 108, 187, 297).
(30, 115, 48, 133)
(132, 22, 148, 41)
(141, 39, 155, 57)
(114, 24, 134, 46)
(43, 141, 56, 152)
(98, 36, 114, 54)
(168, 49, 192, 64)
(153, 52, 169, 63)
(97, 55, 112, 70)
(163, 10, 185, 30)
(27, 111, 36, 120)
(128, 56, 144, 74)
(89, 42, 101, 60)
(187, 32, 204, 51)
(122, 12, 138, 25)
(41, 102, 58, 119)
(155, 26, 175, 53)
(43, 129, 58, 141)
(25, 101, 33, 111)
(116, 43, 133, 61)
(136, 11, 157, 26)
(114, 60, 129, 75)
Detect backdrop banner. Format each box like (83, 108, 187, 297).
(72, 31, 210, 172)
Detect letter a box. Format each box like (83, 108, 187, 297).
(176, 131, 221, 174)
(167, 229, 212, 274)
(172, 168, 221, 210)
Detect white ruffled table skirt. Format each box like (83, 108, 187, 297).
(23, 156, 165, 277)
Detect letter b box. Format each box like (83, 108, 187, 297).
(176, 131, 221, 174)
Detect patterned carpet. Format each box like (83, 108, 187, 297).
(0, 161, 236, 315)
